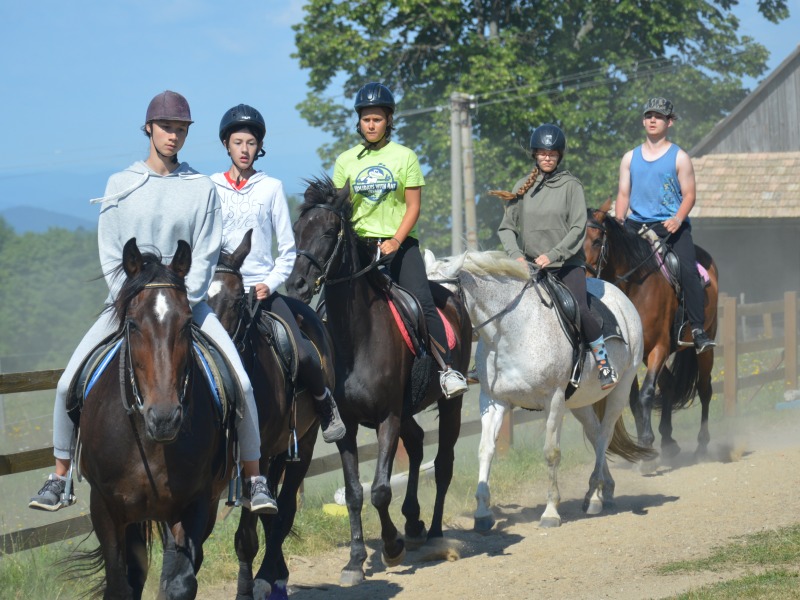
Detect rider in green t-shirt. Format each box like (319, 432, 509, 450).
(332, 82, 468, 399)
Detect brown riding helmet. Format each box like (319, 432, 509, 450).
(145, 90, 193, 124)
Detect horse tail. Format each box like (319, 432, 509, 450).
(656, 349, 699, 411)
(594, 401, 658, 462)
(58, 535, 106, 599)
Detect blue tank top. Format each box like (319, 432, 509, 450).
(629, 144, 685, 223)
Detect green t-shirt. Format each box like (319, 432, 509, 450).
(332, 141, 425, 238)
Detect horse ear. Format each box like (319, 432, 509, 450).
(423, 248, 437, 272)
(230, 229, 252, 270)
(600, 197, 613, 213)
(122, 238, 143, 278)
(170, 240, 193, 279)
(338, 179, 351, 205)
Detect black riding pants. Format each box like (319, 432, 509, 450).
(262, 293, 325, 397)
(626, 220, 705, 329)
(386, 237, 452, 365)
(555, 264, 602, 343)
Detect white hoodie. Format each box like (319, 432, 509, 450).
(91, 160, 221, 306)
(210, 171, 296, 293)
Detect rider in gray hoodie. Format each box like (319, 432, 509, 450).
(29, 91, 276, 514)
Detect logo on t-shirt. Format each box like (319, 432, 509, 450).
(352, 165, 397, 204)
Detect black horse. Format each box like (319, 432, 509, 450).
(285, 176, 472, 586)
(77, 238, 231, 599)
(208, 229, 335, 599)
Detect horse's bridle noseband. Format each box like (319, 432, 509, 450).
(121, 282, 190, 416)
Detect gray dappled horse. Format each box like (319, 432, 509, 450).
(425, 250, 654, 530)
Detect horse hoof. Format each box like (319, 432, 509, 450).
(405, 526, 428, 551)
(586, 499, 603, 515)
(339, 568, 365, 587)
(267, 582, 289, 600)
(662, 442, 681, 459)
(253, 578, 272, 600)
(636, 458, 659, 475)
(382, 544, 407, 567)
(539, 517, 561, 528)
(473, 515, 496, 532)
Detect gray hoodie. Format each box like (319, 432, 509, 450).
(91, 160, 221, 306)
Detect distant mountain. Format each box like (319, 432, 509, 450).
(1, 206, 96, 233)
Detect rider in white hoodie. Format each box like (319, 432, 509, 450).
(210, 104, 345, 443)
(29, 91, 276, 514)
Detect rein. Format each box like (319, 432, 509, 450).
(586, 216, 659, 285)
(214, 265, 260, 353)
(295, 203, 392, 294)
(120, 281, 190, 415)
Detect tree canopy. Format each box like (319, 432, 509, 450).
(293, 0, 788, 253)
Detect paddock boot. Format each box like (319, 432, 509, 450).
(314, 389, 346, 443)
(692, 328, 716, 354)
(29, 474, 76, 512)
(589, 336, 618, 391)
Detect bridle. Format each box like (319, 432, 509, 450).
(295, 204, 391, 294)
(121, 282, 190, 416)
(213, 264, 259, 354)
(585, 219, 608, 278)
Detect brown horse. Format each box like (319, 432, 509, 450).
(77, 238, 231, 599)
(584, 200, 718, 459)
(207, 229, 334, 599)
(285, 176, 472, 586)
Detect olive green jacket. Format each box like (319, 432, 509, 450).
(497, 169, 587, 269)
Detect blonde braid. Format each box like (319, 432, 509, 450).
(488, 166, 540, 201)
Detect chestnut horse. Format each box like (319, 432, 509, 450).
(77, 239, 231, 599)
(207, 229, 334, 599)
(285, 176, 471, 586)
(584, 201, 718, 459)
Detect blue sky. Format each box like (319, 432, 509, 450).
(0, 1, 798, 222)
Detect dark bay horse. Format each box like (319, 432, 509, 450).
(77, 239, 231, 599)
(207, 229, 334, 600)
(284, 176, 472, 586)
(584, 200, 719, 460)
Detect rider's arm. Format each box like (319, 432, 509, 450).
(673, 149, 696, 223)
(615, 150, 633, 223)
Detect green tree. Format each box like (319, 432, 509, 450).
(293, 0, 787, 254)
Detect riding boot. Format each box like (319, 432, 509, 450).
(692, 328, 716, 355)
(589, 336, 619, 391)
(314, 388, 346, 442)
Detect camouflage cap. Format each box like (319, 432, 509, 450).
(643, 97, 676, 118)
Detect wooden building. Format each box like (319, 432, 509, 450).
(689, 45, 800, 303)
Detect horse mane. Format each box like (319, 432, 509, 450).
(462, 251, 530, 280)
(108, 250, 186, 327)
(299, 174, 353, 221)
(588, 210, 661, 279)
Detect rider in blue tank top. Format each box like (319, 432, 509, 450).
(615, 97, 715, 354)
(629, 144, 684, 223)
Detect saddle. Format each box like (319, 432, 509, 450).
(66, 325, 239, 429)
(538, 271, 625, 398)
(254, 307, 302, 392)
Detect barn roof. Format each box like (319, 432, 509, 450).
(692, 152, 800, 218)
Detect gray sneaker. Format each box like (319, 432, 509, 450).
(439, 368, 468, 399)
(242, 475, 278, 515)
(29, 474, 76, 512)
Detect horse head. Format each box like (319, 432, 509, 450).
(286, 176, 352, 303)
(115, 237, 194, 442)
(208, 229, 252, 343)
(584, 201, 610, 278)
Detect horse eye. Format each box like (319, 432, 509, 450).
(592, 239, 602, 247)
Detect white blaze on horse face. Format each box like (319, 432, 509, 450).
(154, 291, 170, 323)
(207, 280, 223, 299)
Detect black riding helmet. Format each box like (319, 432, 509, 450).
(219, 104, 267, 143)
(530, 123, 567, 165)
(354, 82, 396, 114)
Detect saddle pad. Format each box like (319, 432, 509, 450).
(388, 299, 455, 356)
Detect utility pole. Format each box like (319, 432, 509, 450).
(460, 96, 478, 250)
(450, 92, 464, 255)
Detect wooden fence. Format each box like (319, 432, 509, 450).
(1, 291, 797, 555)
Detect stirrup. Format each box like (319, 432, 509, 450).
(286, 428, 301, 463)
(227, 463, 243, 507)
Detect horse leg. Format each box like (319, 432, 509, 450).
(373, 413, 405, 568)
(473, 390, 507, 532)
(428, 394, 462, 540)
(89, 487, 133, 600)
(337, 427, 368, 586)
(162, 500, 211, 600)
(570, 405, 611, 516)
(399, 415, 426, 549)
(540, 390, 567, 528)
(637, 365, 658, 450)
(124, 523, 150, 600)
(695, 350, 714, 459)
(628, 375, 643, 440)
(233, 506, 259, 600)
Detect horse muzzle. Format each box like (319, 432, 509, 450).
(144, 403, 184, 442)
